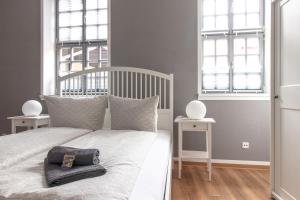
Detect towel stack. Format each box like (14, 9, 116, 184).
(44, 146, 106, 187)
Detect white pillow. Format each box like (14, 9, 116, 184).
(109, 96, 159, 132)
(44, 96, 107, 130)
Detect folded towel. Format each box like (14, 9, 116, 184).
(47, 146, 100, 166)
(44, 158, 106, 187)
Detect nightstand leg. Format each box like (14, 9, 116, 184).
(11, 120, 16, 134)
(178, 123, 183, 179)
(33, 120, 38, 129)
(208, 124, 212, 181)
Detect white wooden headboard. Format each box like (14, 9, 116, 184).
(57, 66, 174, 132)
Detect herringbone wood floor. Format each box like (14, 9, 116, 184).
(171, 163, 271, 200)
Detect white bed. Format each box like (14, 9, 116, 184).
(0, 67, 174, 200)
(0, 130, 171, 200)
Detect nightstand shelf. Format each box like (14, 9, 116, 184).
(175, 116, 216, 181)
(7, 115, 50, 134)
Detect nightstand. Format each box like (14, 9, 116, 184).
(7, 115, 51, 134)
(175, 116, 216, 181)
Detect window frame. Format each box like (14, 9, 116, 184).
(198, 0, 269, 100)
(55, 0, 111, 94)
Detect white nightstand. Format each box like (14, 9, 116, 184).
(175, 116, 216, 181)
(7, 115, 51, 134)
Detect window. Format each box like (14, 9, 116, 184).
(56, 0, 109, 95)
(200, 0, 264, 94)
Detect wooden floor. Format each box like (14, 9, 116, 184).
(171, 163, 271, 200)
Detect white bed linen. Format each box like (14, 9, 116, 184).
(0, 130, 157, 200)
(129, 130, 171, 200)
(0, 127, 92, 169)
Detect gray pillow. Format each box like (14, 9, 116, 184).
(44, 96, 107, 130)
(109, 95, 159, 132)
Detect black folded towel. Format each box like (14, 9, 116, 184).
(44, 158, 106, 187)
(47, 146, 100, 166)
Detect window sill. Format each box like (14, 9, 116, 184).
(198, 94, 270, 101)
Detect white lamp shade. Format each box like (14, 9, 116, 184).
(186, 100, 207, 119)
(22, 100, 42, 116)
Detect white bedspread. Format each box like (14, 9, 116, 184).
(0, 127, 92, 169)
(0, 130, 157, 200)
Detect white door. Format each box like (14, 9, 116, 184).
(274, 0, 300, 199)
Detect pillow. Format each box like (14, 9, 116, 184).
(109, 95, 159, 132)
(44, 96, 107, 130)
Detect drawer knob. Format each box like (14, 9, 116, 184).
(193, 124, 196, 128)
(22, 121, 25, 124)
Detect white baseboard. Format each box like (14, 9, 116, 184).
(272, 192, 284, 200)
(173, 157, 270, 166)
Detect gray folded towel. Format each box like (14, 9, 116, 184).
(47, 146, 100, 166)
(44, 158, 106, 187)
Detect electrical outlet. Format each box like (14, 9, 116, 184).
(242, 142, 250, 149)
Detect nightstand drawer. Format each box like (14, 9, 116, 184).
(14, 119, 34, 126)
(182, 122, 208, 131)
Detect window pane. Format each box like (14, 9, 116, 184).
(216, 16, 228, 29)
(216, 0, 228, 15)
(86, 11, 98, 25)
(216, 74, 229, 89)
(59, 28, 70, 41)
(70, 12, 82, 26)
(98, 10, 108, 24)
(203, 16, 215, 30)
(203, 57, 215, 68)
(216, 39, 228, 55)
(59, 63, 69, 76)
(86, 10, 107, 25)
(100, 46, 108, 60)
(247, 0, 260, 12)
(60, 48, 71, 62)
(234, 38, 246, 55)
(233, 14, 245, 28)
(247, 13, 260, 27)
(100, 61, 109, 67)
(233, 0, 246, 14)
(88, 46, 99, 61)
(71, 62, 83, 72)
(233, 74, 247, 89)
(203, 75, 216, 90)
(86, 0, 107, 9)
(247, 55, 261, 72)
(59, 0, 83, 12)
(203, 40, 215, 56)
(203, 0, 215, 16)
(216, 56, 229, 72)
(234, 55, 246, 68)
(247, 74, 261, 89)
(72, 47, 83, 61)
(247, 37, 259, 54)
(59, 13, 70, 27)
(98, 25, 108, 40)
(86, 26, 98, 40)
(70, 27, 82, 40)
(87, 62, 98, 69)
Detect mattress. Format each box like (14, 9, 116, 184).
(0, 129, 170, 200)
(129, 130, 172, 200)
(0, 127, 92, 169)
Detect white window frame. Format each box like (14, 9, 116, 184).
(54, 0, 111, 95)
(197, 0, 270, 100)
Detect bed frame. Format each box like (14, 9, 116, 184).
(57, 66, 174, 200)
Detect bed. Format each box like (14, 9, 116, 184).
(0, 67, 174, 200)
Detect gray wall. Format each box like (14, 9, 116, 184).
(0, 0, 42, 134)
(0, 0, 270, 161)
(111, 0, 270, 161)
